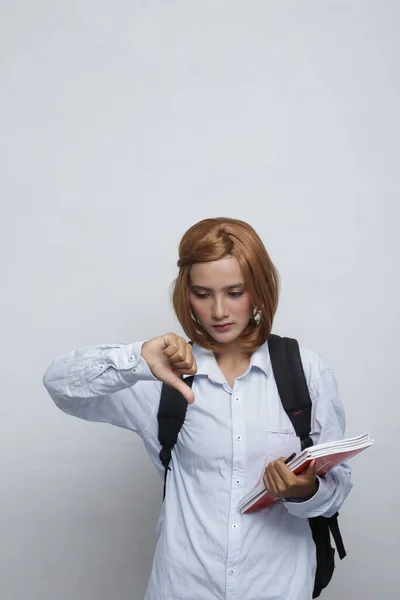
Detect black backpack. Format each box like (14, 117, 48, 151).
(157, 334, 346, 598)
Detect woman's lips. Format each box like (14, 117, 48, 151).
(212, 323, 234, 332)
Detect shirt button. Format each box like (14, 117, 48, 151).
(229, 569, 235, 575)
(235, 479, 240, 486)
(128, 356, 134, 362)
(236, 397, 240, 403)
(132, 368, 137, 373)
(232, 524, 238, 530)
(236, 436, 242, 442)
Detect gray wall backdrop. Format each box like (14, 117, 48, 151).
(1, 1, 399, 599)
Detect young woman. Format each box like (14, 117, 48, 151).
(43, 217, 352, 600)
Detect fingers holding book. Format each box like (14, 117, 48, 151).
(263, 457, 318, 501)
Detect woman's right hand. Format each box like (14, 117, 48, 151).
(141, 333, 197, 404)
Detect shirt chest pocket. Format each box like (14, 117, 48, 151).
(264, 426, 301, 464)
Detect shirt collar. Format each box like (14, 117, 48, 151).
(248, 341, 271, 377)
(183, 341, 271, 381)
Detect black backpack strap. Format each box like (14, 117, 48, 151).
(283, 337, 313, 450)
(157, 376, 194, 499)
(310, 512, 346, 598)
(328, 512, 346, 559)
(268, 334, 313, 450)
(269, 334, 346, 598)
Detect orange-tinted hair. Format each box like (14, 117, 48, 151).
(171, 217, 280, 352)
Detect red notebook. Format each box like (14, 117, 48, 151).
(238, 431, 373, 514)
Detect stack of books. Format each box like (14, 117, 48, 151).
(238, 431, 373, 514)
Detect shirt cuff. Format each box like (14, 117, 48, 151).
(109, 342, 157, 382)
(283, 476, 329, 518)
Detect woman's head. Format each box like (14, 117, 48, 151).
(172, 217, 279, 352)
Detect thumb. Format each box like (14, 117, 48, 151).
(168, 370, 195, 404)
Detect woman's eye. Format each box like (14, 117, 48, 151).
(191, 291, 243, 299)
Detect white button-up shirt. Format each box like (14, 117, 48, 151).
(43, 340, 353, 600)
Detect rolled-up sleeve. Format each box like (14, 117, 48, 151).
(284, 355, 353, 518)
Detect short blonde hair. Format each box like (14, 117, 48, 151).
(171, 217, 280, 352)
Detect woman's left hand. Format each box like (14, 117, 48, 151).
(263, 459, 319, 500)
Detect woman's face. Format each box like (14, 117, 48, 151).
(189, 256, 253, 345)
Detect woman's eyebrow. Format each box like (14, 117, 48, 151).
(190, 283, 245, 292)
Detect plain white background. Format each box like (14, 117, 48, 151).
(1, 1, 399, 598)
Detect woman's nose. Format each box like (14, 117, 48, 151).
(212, 298, 229, 320)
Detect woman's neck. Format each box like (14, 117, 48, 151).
(214, 346, 251, 369)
